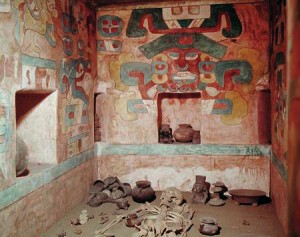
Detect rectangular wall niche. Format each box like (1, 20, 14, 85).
(157, 93, 201, 143)
(15, 90, 57, 168)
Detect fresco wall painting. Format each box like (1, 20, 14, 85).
(13, 0, 97, 162)
(270, 0, 287, 170)
(0, 0, 97, 190)
(96, 2, 269, 144)
(287, 0, 300, 235)
(0, 8, 19, 190)
(270, 0, 288, 232)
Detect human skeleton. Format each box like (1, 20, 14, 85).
(95, 187, 194, 237)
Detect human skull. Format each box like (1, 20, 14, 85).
(160, 187, 184, 208)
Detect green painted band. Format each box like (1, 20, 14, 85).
(95, 143, 271, 156)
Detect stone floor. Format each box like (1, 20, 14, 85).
(42, 192, 285, 237)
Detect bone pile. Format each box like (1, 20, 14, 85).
(95, 187, 194, 237)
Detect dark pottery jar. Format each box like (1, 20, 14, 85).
(192, 175, 209, 204)
(173, 124, 194, 142)
(199, 217, 220, 236)
(132, 180, 155, 203)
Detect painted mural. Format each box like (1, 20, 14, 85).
(97, 2, 269, 144)
(11, 0, 97, 161)
(270, 0, 287, 171)
(269, 0, 288, 233)
(287, 0, 300, 235)
(0, 8, 19, 190)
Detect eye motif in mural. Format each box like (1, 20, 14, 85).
(61, 12, 78, 35)
(98, 15, 123, 37)
(97, 15, 123, 52)
(14, 0, 58, 55)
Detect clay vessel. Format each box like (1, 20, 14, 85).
(199, 217, 219, 235)
(159, 124, 173, 144)
(199, 223, 219, 235)
(229, 189, 266, 206)
(196, 175, 206, 183)
(192, 175, 209, 204)
(90, 180, 105, 194)
(173, 124, 194, 142)
(132, 180, 155, 203)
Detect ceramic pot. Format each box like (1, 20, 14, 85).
(159, 124, 173, 144)
(199, 217, 219, 235)
(132, 180, 155, 203)
(196, 175, 206, 183)
(173, 124, 194, 142)
(199, 223, 219, 236)
(160, 124, 171, 132)
(90, 180, 105, 194)
(192, 175, 209, 204)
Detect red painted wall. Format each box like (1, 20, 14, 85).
(287, 0, 300, 235)
(270, 0, 288, 233)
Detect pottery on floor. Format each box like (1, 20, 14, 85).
(199, 217, 220, 236)
(229, 189, 266, 206)
(192, 175, 209, 204)
(132, 180, 155, 203)
(90, 180, 105, 194)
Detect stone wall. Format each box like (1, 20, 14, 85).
(0, 158, 95, 237)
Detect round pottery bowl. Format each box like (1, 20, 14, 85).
(199, 217, 219, 236)
(229, 189, 266, 206)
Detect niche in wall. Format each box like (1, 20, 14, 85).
(157, 92, 201, 143)
(15, 90, 57, 173)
